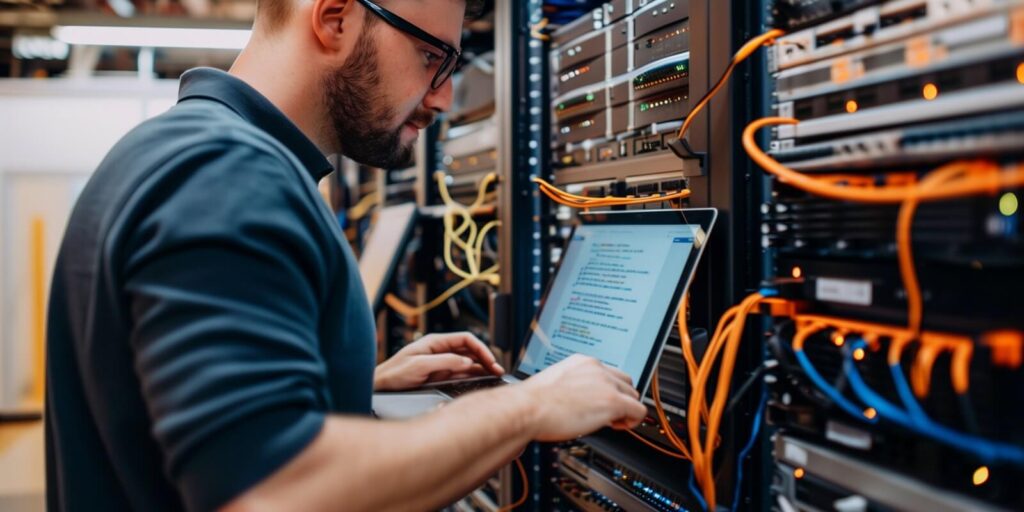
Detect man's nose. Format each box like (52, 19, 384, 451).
(423, 77, 454, 113)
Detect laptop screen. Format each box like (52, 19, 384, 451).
(358, 203, 417, 312)
(517, 222, 701, 385)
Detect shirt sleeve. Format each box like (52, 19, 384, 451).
(121, 143, 334, 511)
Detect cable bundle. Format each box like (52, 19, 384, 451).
(384, 172, 501, 317)
(533, 176, 690, 208)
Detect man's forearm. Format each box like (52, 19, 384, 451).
(222, 385, 536, 512)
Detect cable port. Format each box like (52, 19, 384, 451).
(634, 135, 663, 155)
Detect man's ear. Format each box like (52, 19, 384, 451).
(310, 0, 356, 50)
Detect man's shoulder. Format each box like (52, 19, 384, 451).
(78, 99, 324, 247)
(111, 99, 296, 171)
(86, 98, 314, 214)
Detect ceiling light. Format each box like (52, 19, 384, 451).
(13, 34, 70, 60)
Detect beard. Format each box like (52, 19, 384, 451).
(323, 31, 434, 170)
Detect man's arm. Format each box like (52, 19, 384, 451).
(224, 355, 645, 512)
(121, 148, 644, 511)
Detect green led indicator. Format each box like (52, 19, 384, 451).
(640, 103, 649, 112)
(586, 93, 595, 101)
(557, 103, 566, 110)
(999, 192, 1019, 216)
(676, 63, 687, 72)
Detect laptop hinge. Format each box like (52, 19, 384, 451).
(489, 292, 512, 351)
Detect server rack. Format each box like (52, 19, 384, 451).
(757, 1, 1024, 510)
(529, 0, 771, 510)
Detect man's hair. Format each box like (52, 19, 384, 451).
(255, 0, 485, 33)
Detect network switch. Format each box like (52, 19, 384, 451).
(551, 0, 691, 175)
(633, 0, 689, 40)
(552, 7, 607, 48)
(553, 55, 690, 167)
(771, 436, 1019, 511)
(772, 0, 1021, 71)
(604, 0, 635, 24)
(779, 53, 1023, 124)
(770, 0, 887, 32)
(774, 7, 1022, 101)
(552, 476, 623, 511)
(769, 110, 1024, 170)
(776, 80, 1024, 141)
(556, 446, 691, 512)
(763, 185, 1024, 329)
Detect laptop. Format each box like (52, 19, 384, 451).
(358, 203, 418, 312)
(372, 208, 717, 419)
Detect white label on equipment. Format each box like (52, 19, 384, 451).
(783, 442, 808, 466)
(816, 277, 872, 306)
(826, 420, 873, 450)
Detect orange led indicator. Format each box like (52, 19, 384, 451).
(973, 466, 990, 486)
(863, 407, 877, 419)
(853, 348, 866, 361)
(832, 333, 846, 347)
(793, 468, 805, 479)
(845, 100, 858, 113)
(1017, 63, 1024, 84)
(922, 83, 939, 100)
(791, 266, 803, 279)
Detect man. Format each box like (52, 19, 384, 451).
(45, 0, 647, 510)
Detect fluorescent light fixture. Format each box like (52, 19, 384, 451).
(52, 25, 251, 50)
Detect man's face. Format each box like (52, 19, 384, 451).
(323, 0, 462, 169)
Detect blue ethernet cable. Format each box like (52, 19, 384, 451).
(792, 348, 877, 424)
(730, 388, 769, 512)
(888, 361, 929, 423)
(688, 464, 708, 512)
(842, 340, 1024, 466)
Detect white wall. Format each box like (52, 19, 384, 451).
(0, 78, 178, 173)
(0, 78, 178, 409)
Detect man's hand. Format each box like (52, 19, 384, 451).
(513, 354, 647, 441)
(374, 332, 505, 391)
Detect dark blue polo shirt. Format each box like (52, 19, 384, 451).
(45, 68, 377, 511)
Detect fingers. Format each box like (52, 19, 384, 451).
(608, 373, 640, 400)
(415, 353, 476, 376)
(613, 394, 648, 429)
(444, 364, 492, 381)
(610, 419, 635, 430)
(424, 332, 504, 376)
(603, 365, 635, 389)
(581, 357, 645, 428)
(576, 356, 638, 399)
(590, 361, 643, 428)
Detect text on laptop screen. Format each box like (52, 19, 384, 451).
(517, 223, 699, 384)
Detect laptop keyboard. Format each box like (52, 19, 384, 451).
(435, 378, 506, 398)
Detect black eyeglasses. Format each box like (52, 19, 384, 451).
(356, 0, 461, 89)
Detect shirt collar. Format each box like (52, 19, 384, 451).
(177, 67, 335, 181)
